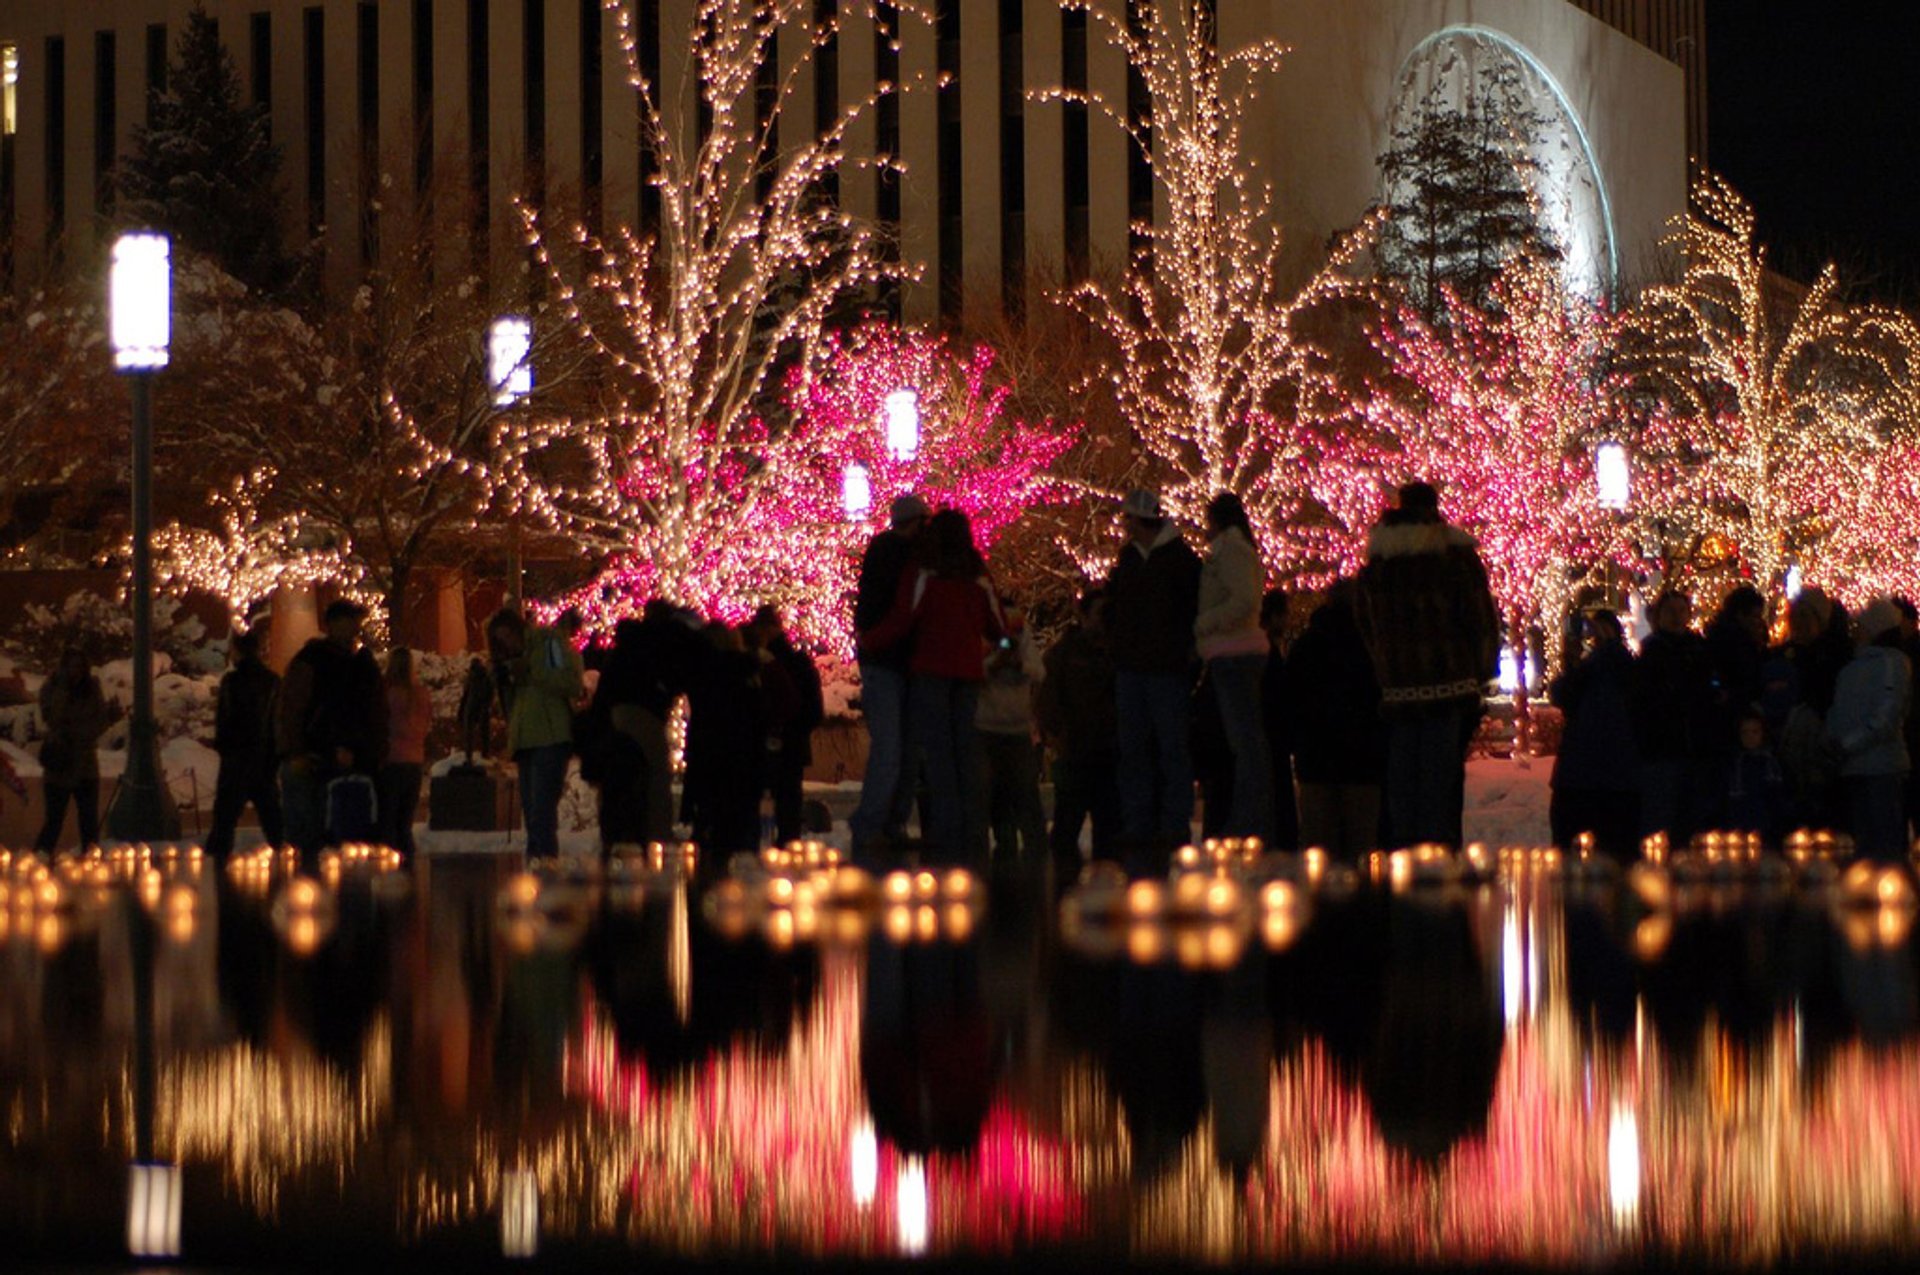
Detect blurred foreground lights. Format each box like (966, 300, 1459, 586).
(851, 1117, 879, 1208)
(1607, 1105, 1641, 1225)
(896, 1156, 929, 1256)
(270, 874, 337, 956)
(708, 848, 980, 947)
(127, 1162, 182, 1259)
(502, 1167, 539, 1260)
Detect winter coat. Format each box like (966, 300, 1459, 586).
(1706, 615, 1766, 749)
(1629, 629, 1716, 762)
(385, 683, 434, 766)
(1285, 600, 1387, 785)
(1548, 641, 1639, 793)
(214, 657, 279, 762)
(1036, 624, 1117, 760)
(37, 675, 107, 788)
(1106, 524, 1203, 675)
(600, 613, 697, 721)
(854, 528, 920, 669)
(506, 624, 585, 754)
(1194, 526, 1267, 660)
(976, 626, 1044, 736)
(767, 635, 825, 765)
(860, 567, 1006, 682)
(1825, 644, 1911, 777)
(1353, 518, 1500, 714)
(277, 637, 387, 771)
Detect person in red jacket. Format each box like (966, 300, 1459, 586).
(861, 509, 1005, 861)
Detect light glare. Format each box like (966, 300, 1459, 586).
(111, 233, 172, 371)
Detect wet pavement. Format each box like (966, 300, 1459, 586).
(5, 844, 1920, 1269)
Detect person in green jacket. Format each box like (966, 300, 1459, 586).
(499, 608, 585, 858)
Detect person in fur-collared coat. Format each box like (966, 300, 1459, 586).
(1354, 482, 1500, 849)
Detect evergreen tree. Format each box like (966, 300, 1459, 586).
(115, 5, 290, 293)
(1377, 61, 1562, 320)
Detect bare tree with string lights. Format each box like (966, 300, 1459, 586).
(485, 0, 948, 624)
(1622, 174, 1920, 600)
(1033, 0, 1383, 586)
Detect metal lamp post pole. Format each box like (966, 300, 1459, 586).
(105, 232, 179, 842)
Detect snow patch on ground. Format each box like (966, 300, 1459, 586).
(1462, 755, 1554, 847)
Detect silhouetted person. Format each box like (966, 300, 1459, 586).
(1549, 609, 1640, 859)
(33, 647, 107, 851)
(1038, 587, 1121, 868)
(277, 600, 386, 858)
(207, 628, 283, 861)
(850, 494, 930, 854)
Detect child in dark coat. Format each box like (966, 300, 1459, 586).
(1725, 708, 1788, 843)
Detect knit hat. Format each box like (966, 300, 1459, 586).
(1856, 597, 1903, 643)
(1121, 488, 1164, 520)
(889, 493, 929, 527)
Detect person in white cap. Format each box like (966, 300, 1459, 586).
(1103, 487, 1202, 851)
(1825, 596, 1913, 860)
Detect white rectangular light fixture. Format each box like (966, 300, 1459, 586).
(1595, 441, 1630, 510)
(110, 233, 172, 372)
(842, 462, 873, 522)
(883, 388, 920, 461)
(127, 1162, 182, 1259)
(489, 316, 534, 406)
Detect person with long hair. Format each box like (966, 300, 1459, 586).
(380, 646, 434, 854)
(860, 508, 1004, 861)
(1195, 491, 1275, 842)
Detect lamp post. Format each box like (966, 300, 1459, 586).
(489, 316, 533, 606)
(105, 232, 180, 842)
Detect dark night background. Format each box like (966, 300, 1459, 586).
(1708, 8, 1920, 302)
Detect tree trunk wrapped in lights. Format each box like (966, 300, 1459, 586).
(1622, 174, 1920, 598)
(1034, 0, 1382, 587)
(489, 0, 953, 638)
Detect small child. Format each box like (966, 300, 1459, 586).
(1725, 708, 1787, 843)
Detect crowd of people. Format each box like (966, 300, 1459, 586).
(19, 475, 1917, 869)
(1550, 584, 1920, 861)
(848, 481, 1507, 869)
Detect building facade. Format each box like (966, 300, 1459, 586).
(0, 0, 1689, 319)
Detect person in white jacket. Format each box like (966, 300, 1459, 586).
(1195, 491, 1275, 842)
(1826, 597, 1913, 860)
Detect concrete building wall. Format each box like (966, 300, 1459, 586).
(0, 0, 1688, 304)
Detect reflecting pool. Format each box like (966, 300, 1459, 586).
(4, 844, 1920, 1267)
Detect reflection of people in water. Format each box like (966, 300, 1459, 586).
(585, 890, 819, 1076)
(281, 883, 396, 1077)
(861, 935, 995, 1156)
(1361, 898, 1504, 1163)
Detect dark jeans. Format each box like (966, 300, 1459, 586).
(378, 762, 424, 855)
(1116, 669, 1195, 846)
(516, 742, 573, 859)
(1848, 772, 1910, 862)
(1051, 751, 1120, 866)
(852, 662, 917, 848)
(910, 675, 980, 861)
(206, 756, 283, 861)
(280, 758, 329, 859)
(981, 730, 1047, 859)
(768, 744, 808, 846)
(1296, 781, 1381, 862)
(34, 779, 99, 852)
(1550, 785, 1640, 862)
(1385, 705, 1471, 848)
(1209, 654, 1275, 841)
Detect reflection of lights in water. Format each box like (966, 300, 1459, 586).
(1502, 903, 1524, 1027)
(851, 1117, 878, 1208)
(897, 1156, 928, 1255)
(1607, 1105, 1640, 1224)
(502, 1167, 539, 1259)
(668, 884, 691, 1026)
(127, 1162, 183, 1259)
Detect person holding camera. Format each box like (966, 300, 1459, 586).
(977, 597, 1048, 860)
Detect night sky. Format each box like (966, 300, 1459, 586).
(1708, 8, 1920, 303)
